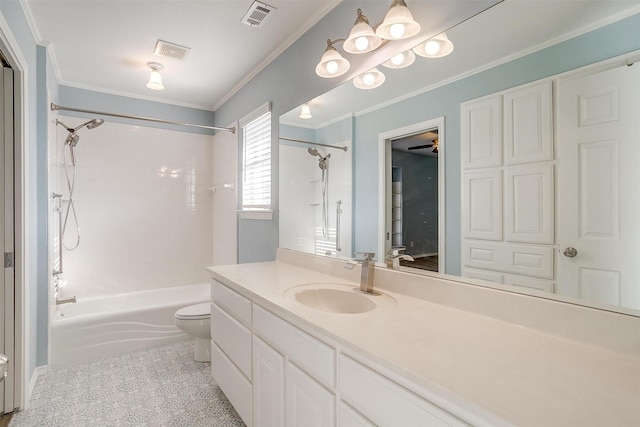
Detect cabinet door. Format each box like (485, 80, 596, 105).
(504, 81, 553, 165)
(253, 336, 285, 427)
(461, 95, 502, 169)
(504, 163, 554, 244)
(285, 362, 335, 427)
(462, 169, 502, 240)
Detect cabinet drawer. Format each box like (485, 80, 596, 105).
(504, 273, 554, 292)
(339, 354, 468, 427)
(462, 240, 554, 279)
(212, 342, 252, 427)
(212, 279, 251, 326)
(253, 305, 335, 388)
(211, 302, 252, 379)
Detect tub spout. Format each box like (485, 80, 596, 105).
(56, 296, 77, 305)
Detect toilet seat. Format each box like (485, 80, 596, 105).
(175, 303, 210, 320)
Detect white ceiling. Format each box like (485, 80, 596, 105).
(23, 0, 342, 110)
(280, 0, 640, 127)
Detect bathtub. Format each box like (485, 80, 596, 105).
(50, 283, 210, 367)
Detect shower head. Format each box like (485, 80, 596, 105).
(75, 119, 104, 131)
(307, 147, 320, 157)
(56, 118, 104, 133)
(66, 133, 80, 147)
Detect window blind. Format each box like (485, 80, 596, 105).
(242, 111, 271, 210)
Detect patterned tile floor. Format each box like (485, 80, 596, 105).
(10, 340, 245, 427)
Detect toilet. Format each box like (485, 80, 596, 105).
(174, 303, 211, 362)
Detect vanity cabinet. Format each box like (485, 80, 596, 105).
(461, 80, 555, 293)
(252, 305, 335, 426)
(211, 279, 473, 427)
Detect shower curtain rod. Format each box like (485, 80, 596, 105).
(279, 136, 348, 152)
(50, 103, 236, 134)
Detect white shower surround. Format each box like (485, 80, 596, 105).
(50, 118, 214, 300)
(279, 139, 352, 258)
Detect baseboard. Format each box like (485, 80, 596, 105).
(25, 365, 48, 409)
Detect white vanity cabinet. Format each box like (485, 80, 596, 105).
(252, 305, 335, 427)
(211, 279, 474, 427)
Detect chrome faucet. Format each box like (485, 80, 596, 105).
(345, 252, 377, 294)
(385, 247, 415, 270)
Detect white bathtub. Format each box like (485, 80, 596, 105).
(51, 283, 210, 367)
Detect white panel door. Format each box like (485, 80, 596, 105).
(557, 64, 640, 309)
(505, 163, 554, 244)
(212, 122, 238, 265)
(285, 362, 335, 427)
(462, 170, 502, 240)
(461, 95, 502, 169)
(1, 65, 15, 414)
(504, 81, 553, 165)
(253, 336, 285, 427)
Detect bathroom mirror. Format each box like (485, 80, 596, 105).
(279, 1, 640, 316)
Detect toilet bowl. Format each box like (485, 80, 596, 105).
(174, 303, 211, 362)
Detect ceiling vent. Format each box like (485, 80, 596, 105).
(241, 1, 276, 27)
(154, 40, 191, 61)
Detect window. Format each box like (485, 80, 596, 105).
(240, 103, 271, 218)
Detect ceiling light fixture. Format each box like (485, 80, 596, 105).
(146, 62, 165, 91)
(315, 39, 351, 78)
(382, 49, 416, 69)
(299, 103, 312, 119)
(413, 32, 454, 58)
(343, 9, 382, 54)
(375, 0, 421, 40)
(353, 68, 386, 90)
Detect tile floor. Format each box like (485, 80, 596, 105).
(9, 341, 245, 427)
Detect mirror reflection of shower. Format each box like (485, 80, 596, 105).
(307, 147, 330, 237)
(55, 118, 104, 250)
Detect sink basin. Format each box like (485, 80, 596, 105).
(284, 283, 397, 314)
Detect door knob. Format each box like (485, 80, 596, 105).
(563, 247, 578, 258)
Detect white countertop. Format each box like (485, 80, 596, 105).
(208, 259, 640, 427)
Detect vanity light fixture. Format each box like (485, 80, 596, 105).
(382, 49, 416, 69)
(413, 32, 454, 58)
(343, 9, 382, 54)
(315, 39, 351, 78)
(375, 0, 421, 40)
(353, 67, 385, 90)
(146, 62, 165, 91)
(299, 103, 312, 119)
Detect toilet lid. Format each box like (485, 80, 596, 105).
(175, 303, 210, 320)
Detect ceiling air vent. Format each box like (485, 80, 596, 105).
(154, 40, 191, 61)
(241, 1, 276, 27)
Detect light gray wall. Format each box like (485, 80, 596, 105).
(58, 86, 215, 135)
